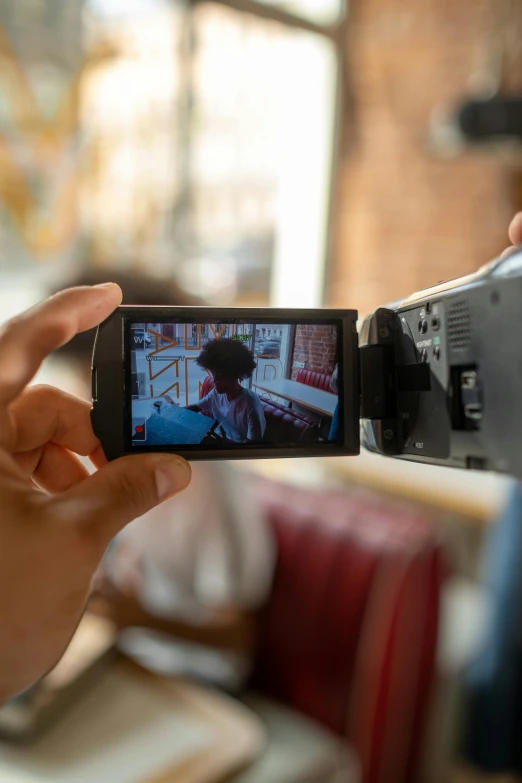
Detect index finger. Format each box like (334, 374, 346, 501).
(11, 385, 99, 456)
(0, 284, 121, 407)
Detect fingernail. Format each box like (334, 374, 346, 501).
(95, 282, 117, 289)
(154, 457, 191, 500)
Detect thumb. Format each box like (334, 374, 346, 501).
(56, 453, 191, 541)
(508, 212, 522, 247)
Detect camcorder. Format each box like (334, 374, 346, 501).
(91, 249, 522, 478)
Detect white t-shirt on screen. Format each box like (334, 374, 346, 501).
(101, 462, 274, 691)
(198, 388, 266, 443)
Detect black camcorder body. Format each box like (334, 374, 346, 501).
(360, 249, 522, 477)
(91, 249, 522, 478)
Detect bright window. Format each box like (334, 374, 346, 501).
(0, 0, 346, 307)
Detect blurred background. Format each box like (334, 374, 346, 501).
(1, 1, 522, 782)
(0, 0, 340, 311)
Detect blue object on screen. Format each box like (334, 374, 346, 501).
(144, 404, 216, 446)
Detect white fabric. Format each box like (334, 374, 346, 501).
(235, 695, 360, 783)
(103, 463, 275, 690)
(198, 388, 266, 443)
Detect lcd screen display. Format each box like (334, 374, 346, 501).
(126, 319, 342, 450)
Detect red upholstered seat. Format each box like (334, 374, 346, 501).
(199, 377, 318, 444)
(200, 374, 215, 399)
(251, 479, 444, 783)
(259, 397, 317, 444)
(296, 369, 333, 391)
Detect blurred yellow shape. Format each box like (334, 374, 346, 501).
(0, 26, 115, 255)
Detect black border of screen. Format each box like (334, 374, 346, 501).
(91, 306, 359, 461)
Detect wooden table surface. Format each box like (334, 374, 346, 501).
(253, 379, 337, 417)
(0, 660, 265, 783)
(243, 452, 510, 524)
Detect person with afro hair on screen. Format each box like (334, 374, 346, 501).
(186, 338, 266, 444)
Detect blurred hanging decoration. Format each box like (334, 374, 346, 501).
(0, 0, 183, 272)
(430, 0, 522, 155)
(0, 2, 116, 261)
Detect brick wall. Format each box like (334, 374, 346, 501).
(291, 325, 337, 380)
(328, 0, 522, 316)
